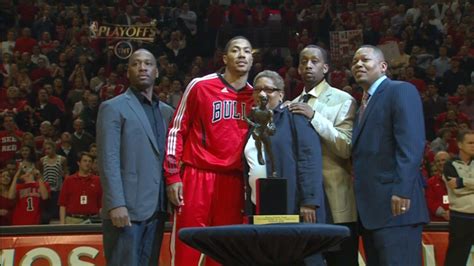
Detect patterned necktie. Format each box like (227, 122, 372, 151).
(301, 94, 312, 103)
(359, 91, 370, 120)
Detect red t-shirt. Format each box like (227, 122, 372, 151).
(0, 130, 24, 168)
(14, 37, 37, 54)
(207, 4, 225, 29)
(12, 182, 50, 225)
(0, 99, 28, 114)
(164, 73, 254, 184)
(250, 7, 270, 27)
(228, 3, 249, 27)
(408, 78, 426, 94)
(329, 70, 348, 90)
(58, 173, 102, 215)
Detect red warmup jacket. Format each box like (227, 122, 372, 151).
(164, 73, 254, 185)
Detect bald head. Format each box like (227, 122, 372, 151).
(127, 48, 159, 91)
(128, 49, 157, 66)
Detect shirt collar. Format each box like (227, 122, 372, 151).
(367, 75, 387, 97)
(131, 87, 158, 104)
(303, 79, 329, 99)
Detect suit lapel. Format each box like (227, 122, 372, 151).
(353, 79, 390, 145)
(316, 85, 332, 107)
(125, 89, 160, 154)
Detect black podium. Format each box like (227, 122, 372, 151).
(178, 223, 349, 266)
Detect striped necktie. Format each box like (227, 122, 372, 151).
(359, 91, 370, 120)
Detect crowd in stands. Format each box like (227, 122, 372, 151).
(0, 0, 473, 225)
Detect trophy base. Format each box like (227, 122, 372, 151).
(248, 215, 301, 225)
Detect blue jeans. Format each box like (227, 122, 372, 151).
(102, 216, 162, 266)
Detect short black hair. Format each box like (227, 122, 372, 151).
(223, 36, 252, 53)
(359, 45, 386, 62)
(301, 45, 329, 64)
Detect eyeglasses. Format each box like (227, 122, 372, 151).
(253, 87, 281, 94)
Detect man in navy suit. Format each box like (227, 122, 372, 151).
(351, 45, 429, 266)
(97, 49, 174, 265)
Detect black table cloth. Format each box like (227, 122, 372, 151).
(178, 223, 350, 266)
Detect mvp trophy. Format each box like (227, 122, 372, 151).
(245, 95, 300, 225)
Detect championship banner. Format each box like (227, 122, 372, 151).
(89, 20, 158, 59)
(329, 30, 363, 62)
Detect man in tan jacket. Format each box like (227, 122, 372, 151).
(289, 45, 358, 266)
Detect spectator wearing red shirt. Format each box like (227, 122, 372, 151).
(406, 66, 426, 94)
(30, 58, 51, 92)
(43, 83, 65, 113)
(59, 152, 102, 224)
(16, 0, 38, 27)
(99, 72, 125, 101)
(250, 0, 270, 27)
(11, 163, 49, 225)
(278, 55, 295, 80)
(425, 151, 451, 221)
(115, 63, 130, 89)
(459, 86, 473, 129)
(38, 32, 54, 55)
(228, 0, 250, 29)
(365, 3, 383, 32)
(206, 0, 225, 53)
(14, 27, 37, 54)
(280, 0, 297, 28)
(435, 98, 470, 133)
(339, 2, 357, 27)
(136, 7, 152, 24)
(0, 86, 28, 116)
(328, 60, 349, 90)
(0, 169, 16, 225)
(250, 0, 271, 47)
(0, 114, 24, 168)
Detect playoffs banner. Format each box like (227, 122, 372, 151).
(329, 30, 363, 62)
(89, 20, 158, 59)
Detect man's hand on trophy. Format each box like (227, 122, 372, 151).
(300, 205, 317, 223)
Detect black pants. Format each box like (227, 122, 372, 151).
(445, 212, 474, 266)
(324, 222, 359, 266)
(41, 191, 59, 224)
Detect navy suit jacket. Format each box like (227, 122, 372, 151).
(97, 89, 174, 221)
(352, 78, 429, 230)
(244, 106, 326, 223)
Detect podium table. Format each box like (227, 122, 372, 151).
(179, 223, 350, 266)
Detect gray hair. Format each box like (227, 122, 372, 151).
(253, 70, 285, 91)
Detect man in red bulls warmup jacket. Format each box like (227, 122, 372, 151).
(165, 36, 254, 266)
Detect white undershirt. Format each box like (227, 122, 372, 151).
(244, 135, 268, 204)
